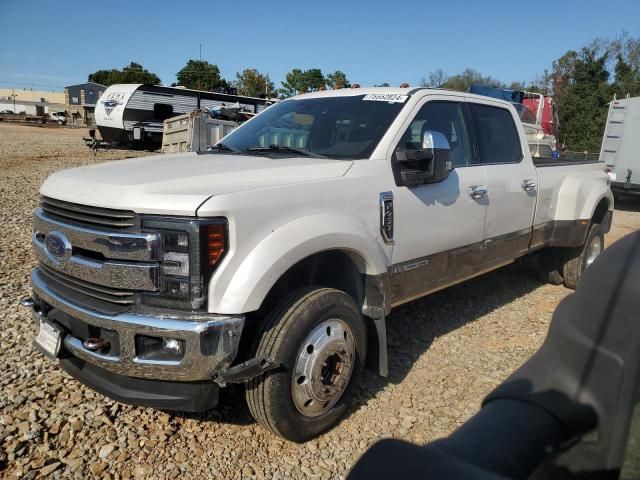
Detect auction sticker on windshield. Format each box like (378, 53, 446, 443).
(362, 94, 408, 103)
(34, 320, 63, 359)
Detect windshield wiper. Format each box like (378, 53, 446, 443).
(245, 144, 326, 158)
(212, 142, 240, 153)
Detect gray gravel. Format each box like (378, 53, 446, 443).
(1, 123, 639, 479)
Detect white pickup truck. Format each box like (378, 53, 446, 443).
(25, 87, 613, 442)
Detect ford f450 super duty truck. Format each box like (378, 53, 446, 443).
(24, 88, 613, 442)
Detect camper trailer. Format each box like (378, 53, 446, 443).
(95, 84, 270, 149)
(600, 95, 640, 196)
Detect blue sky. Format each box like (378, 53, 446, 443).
(1, 0, 638, 92)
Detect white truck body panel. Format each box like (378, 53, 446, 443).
(39, 88, 613, 316)
(39, 153, 352, 216)
(534, 162, 611, 224)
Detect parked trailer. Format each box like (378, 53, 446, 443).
(0, 113, 46, 124)
(95, 84, 270, 149)
(161, 111, 238, 154)
(600, 95, 640, 196)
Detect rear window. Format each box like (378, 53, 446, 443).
(469, 104, 523, 164)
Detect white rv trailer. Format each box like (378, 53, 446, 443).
(95, 84, 271, 149)
(600, 95, 640, 196)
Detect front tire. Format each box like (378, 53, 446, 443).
(562, 223, 605, 289)
(246, 287, 366, 442)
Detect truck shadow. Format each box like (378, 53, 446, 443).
(353, 262, 546, 392)
(174, 262, 548, 429)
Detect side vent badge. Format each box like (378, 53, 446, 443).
(379, 192, 394, 244)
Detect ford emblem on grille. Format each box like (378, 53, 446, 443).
(44, 231, 72, 263)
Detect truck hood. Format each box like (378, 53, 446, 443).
(40, 152, 353, 215)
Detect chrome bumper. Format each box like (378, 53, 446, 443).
(30, 268, 244, 381)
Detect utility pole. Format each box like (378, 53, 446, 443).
(10, 89, 17, 113)
(199, 43, 202, 61)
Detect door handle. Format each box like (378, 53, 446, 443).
(469, 186, 488, 200)
(522, 180, 537, 192)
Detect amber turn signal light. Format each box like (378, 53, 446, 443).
(205, 224, 226, 268)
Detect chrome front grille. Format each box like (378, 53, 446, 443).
(40, 196, 138, 230)
(39, 263, 136, 305)
(33, 198, 160, 314)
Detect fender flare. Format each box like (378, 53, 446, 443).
(209, 214, 390, 314)
(555, 177, 613, 222)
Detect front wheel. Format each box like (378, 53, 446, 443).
(562, 223, 605, 289)
(246, 287, 366, 442)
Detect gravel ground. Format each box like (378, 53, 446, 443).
(1, 122, 639, 479)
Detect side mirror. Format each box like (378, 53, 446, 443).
(396, 130, 453, 187)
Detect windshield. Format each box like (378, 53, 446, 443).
(220, 95, 408, 159)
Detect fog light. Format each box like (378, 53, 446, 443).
(135, 335, 185, 361)
(163, 338, 184, 356)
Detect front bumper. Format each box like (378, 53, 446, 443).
(30, 267, 245, 382)
(59, 356, 219, 412)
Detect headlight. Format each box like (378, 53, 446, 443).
(140, 217, 227, 310)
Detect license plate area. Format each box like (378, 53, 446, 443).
(34, 320, 63, 359)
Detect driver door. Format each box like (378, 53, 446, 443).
(389, 97, 488, 305)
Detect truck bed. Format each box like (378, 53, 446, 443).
(533, 158, 603, 167)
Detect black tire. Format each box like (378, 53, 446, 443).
(562, 223, 605, 289)
(246, 287, 366, 442)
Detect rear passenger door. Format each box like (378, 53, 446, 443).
(467, 101, 537, 267)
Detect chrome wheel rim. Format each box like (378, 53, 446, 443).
(291, 318, 355, 417)
(586, 235, 603, 267)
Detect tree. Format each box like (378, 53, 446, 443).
(612, 54, 640, 97)
(556, 48, 612, 152)
(279, 69, 305, 97)
(235, 68, 276, 97)
(374, 82, 390, 87)
(420, 69, 448, 88)
(441, 68, 503, 92)
(304, 69, 326, 91)
(175, 60, 226, 91)
(326, 70, 350, 89)
(279, 68, 326, 97)
(88, 62, 160, 86)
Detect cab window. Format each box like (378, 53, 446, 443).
(396, 101, 472, 168)
(468, 103, 523, 164)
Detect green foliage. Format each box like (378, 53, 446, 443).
(175, 60, 227, 91)
(279, 68, 328, 97)
(420, 68, 503, 91)
(326, 71, 350, 89)
(235, 69, 276, 98)
(88, 62, 161, 86)
(612, 54, 640, 97)
(556, 48, 613, 152)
